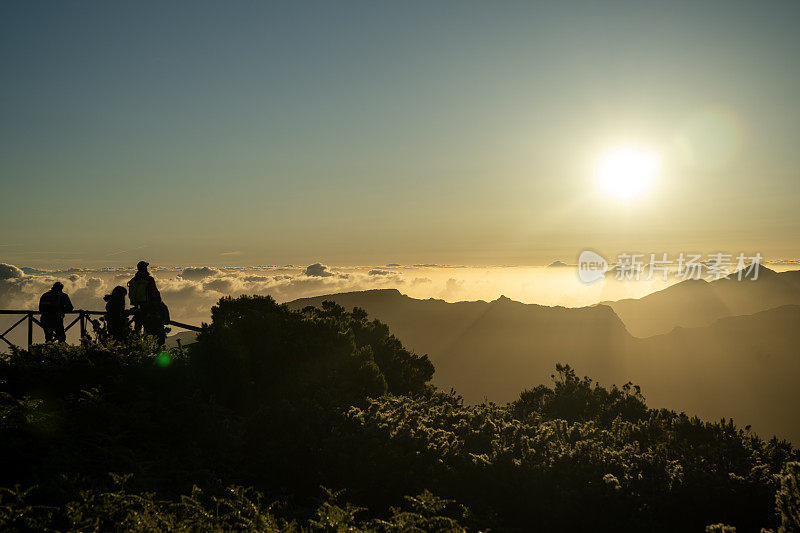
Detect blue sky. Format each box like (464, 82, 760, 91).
(2, 1, 799, 267)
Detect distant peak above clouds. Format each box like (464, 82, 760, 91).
(179, 267, 221, 281)
(304, 263, 334, 277)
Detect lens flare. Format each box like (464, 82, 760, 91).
(156, 351, 172, 368)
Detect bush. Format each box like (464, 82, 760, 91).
(775, 461, 800, 533)
(192, 296, 433, 411)
(0, 296, 796, 531)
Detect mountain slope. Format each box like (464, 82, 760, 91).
(605, 267, 800, 337)
(289, 290, 800, 442)
(630, 304, 800, 441)
(290, 290, 632, 402)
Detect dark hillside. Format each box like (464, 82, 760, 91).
(0, 295, 798, 531)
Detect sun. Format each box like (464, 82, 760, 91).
(595, 146, 659, 199)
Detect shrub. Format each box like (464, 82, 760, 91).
(0, 297, 796, 531)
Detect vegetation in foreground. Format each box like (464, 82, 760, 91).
(1, 296, 798, 531)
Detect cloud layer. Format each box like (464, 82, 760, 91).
(0, 261, 717, 330)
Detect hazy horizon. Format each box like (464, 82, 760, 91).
(2, 258, 799, 331)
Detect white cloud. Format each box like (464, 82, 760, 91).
(203, 277, 235, 293)
(0, 263, 24, 280)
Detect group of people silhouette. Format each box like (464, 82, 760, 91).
(38, 261, 170, 345)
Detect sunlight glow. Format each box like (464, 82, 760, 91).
(596, 146, 659, 199)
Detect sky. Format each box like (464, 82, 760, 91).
(2, 0, 799, 268)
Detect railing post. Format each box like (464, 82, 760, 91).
(27, 313, 33, 350)
(0, 310, 199, 351)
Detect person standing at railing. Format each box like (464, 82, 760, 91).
(38, 282, 73, 342)
(142, 299, 170, 345)
(103, 285, 132, 342)
(127, 261, 161, 334)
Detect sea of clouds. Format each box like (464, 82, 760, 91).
(2, 258, 796, 346)
(0, 261, 687, 327)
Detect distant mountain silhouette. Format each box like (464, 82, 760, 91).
(604, 266, 800, 337)
(166, 330, 198, 348)
(546, 260, 569, 268)
(288, 288, 800, 442)
(289, 289, 630, 403)
(630, 304, 800, 442)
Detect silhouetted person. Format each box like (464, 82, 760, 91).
(38, 282, 73, 342)
(127, 261, 161, 333)
(103, 285, 131, 342)
(142, 299, 170, 345)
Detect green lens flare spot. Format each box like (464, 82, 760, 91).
(156, 351, 172, 368)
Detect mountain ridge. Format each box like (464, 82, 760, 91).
(287, 288, 800, 442)
(603, 267, 800, 336)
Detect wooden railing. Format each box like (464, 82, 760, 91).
(0, 310, 201, 350)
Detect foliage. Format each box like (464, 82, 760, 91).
(344, 383, 795, 531)
(302, 301, 435, 396)
(0, 295, 797, 531)
(0, 478, 467, 532)
(512, 363, 648, 425)
(192, 296, 433, 411)
(775, 462, 800, 533)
